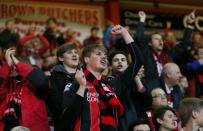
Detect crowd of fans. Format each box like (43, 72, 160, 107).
(0, 10, 203, 131)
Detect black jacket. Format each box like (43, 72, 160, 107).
(47, 65, 84, 131)
(60, 42, 144, 131)
(135, 22, 193, 85)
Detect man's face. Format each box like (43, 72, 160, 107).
(195, 108, 203, 127)
(151, 88, 168, 107)
(91, 29, 99, 37)
(133, 124, 150, 131)
(193, 33, 203, 48)
(159, 110, 178, 130)
(151, 34, 164, 52)
(197, 48, 203, 59)
(59, 49, 79, 68)
(85, 49, 107, 73)
(167, 65, 182, 86)
(6, 21, 15, 31)
(47, 20, 58, 31)
(111, 54, 128, 73)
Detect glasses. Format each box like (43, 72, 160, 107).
(152, 94, 167, 99)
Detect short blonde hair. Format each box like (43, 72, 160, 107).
(11, 126, 30, 131)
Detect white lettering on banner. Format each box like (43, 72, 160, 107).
(183, 15, 203, 31)
(86, 92, 99, 102)
(0, 1, 105, 42)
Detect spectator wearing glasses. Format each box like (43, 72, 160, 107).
(144, 87, 168, 130)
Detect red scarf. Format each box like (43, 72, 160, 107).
(83, 69, 124, 127)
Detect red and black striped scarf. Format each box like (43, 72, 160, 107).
(83, 69, 124, 127)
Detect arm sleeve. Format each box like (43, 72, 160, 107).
(0, 64, 11, 102)
(16, 62, 49, 99)
(62, 81, 85, 122)
(114, 42, 143, 95)
(169, 27, 193, 61)
(135, 22, 150, 49)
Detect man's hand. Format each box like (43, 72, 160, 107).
(111, 25, 128, 36)
(138, 11, 146, 23)
(187, 10, 196, 25)
(75, 69, 86, 86)
(4, 48, 18, 66)
(111, 25, 134, 44)
(75, 69, 87, 97)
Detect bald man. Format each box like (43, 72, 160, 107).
(147, 62, 183, 109)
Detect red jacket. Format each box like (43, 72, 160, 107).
(0, 62, 49, 131)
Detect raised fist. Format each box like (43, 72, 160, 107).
(111, 25, 128, 35)
(138, 11, 146, 22)
(187, 10, 196, 24)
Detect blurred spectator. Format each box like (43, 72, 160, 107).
(164, 21, 178, 49)
(0, 19, 20, 50)
(192, 32, 203, 50)
(43, 17, 65, 49)
(178, 76, 189, 97)
(0, 46, 49, 131)
(179, 98, 203, 131)
(186, 46, 203, 98)
(17, 26, 50, 68)
(103, 20, 114, 50)
(64, 28, 81, 48)
(83, 26, 102, 46)
(135, 11, 194, 85)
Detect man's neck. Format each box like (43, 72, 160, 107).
(184, 121, 199, 131)
(64, 65, 77, 74)
(158, 127, 171, 131)
(87, 66, 102, 80)
(152, 49, 162, 55)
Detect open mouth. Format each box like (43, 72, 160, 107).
(172, 121, 177, 127)
(117, 65, 123, 69)
(72, 58, 78, 61)
(100, 60, 106, 65)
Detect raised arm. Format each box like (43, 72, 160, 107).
(111, 25, 144, 95)
(169, 11, 195, 61)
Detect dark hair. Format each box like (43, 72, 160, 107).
(128, 119, 151, 131)
(56, 44, 78, 64)
(152, 106, 176, 130)
(108, 50, 129, 65)
(0, 29, 19, 50)
(46, 17, 57, 25)
(81, 44, 107, 66)
(90, 26, 99, 32)
(56, 44, 77, 58)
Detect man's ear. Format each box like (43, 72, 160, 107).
(157, 118, 164, 124)
(58, 57, 64, 62)
(84, 57, 89, 64)
(192, 110, 198, 119)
